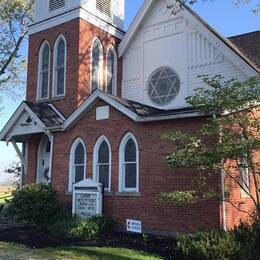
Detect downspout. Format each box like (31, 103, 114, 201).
(220, 166, 227, 231)
(214, 113, 227, 231)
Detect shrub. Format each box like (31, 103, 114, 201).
(67, 219, 99, 240)
(7, 184, 62, 229)
(176, 220, 260, 260)
(175, 230, 241, 260)
(47, 212, 79, 237)
(90, 215, 117, 238)
(233, 221, 260, 259)
(52, 215, 117, 240)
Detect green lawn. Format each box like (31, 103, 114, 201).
(0, 192, 11, 204)
(0, 242, 162, 260)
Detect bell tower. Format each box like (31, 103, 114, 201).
(26, 0, 125, 117)
(30, 0, 125, 37)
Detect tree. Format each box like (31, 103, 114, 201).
(158, 75, 260, 219)
(0, 0, 34, 92)
(171, 0, 260, 15)
(4, 161, 21, 188)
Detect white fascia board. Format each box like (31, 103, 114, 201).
(0, 102, 47, 141)
(63, 91, 138, 129)
(0, 103, 25, 141)
(29, 7, 125, 39)
(119, 0, 153, 57)
(136, 111, 202, 122)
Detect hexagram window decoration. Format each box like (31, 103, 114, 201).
(147, 66, 181, 106)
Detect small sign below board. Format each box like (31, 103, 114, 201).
(126, 219, 142, 233)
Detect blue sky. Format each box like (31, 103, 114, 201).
(0, 0, 259, 182)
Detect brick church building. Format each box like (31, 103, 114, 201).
(0, 0, 259, 235)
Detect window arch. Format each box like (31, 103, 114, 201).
(93, 136, 111, 192)
(53, 35, 66, 97)
(37, 41, 50, 100)
(106, 46, 117, 95)
(68, 138, 87, 192)
(91, 38, 103, 93)
(119, 133, 139, 192)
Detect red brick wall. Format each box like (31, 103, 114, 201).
(49, 100, 221, 234)
(26, 18, 122, 117)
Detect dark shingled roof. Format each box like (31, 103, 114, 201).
(106, 93, 198, 118)
(25, 101, 65, 127)
(229, 30, 260, 70)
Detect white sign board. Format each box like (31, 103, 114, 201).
(126, 219, 142, 233)
(75, 193, 98, 219)
(72, 179, 103, 219)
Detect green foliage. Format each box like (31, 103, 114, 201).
(66, 216, 117, 240)
(7, 184, 62, 229)
(67, 219, 99, 240)
(176, 0, 260, 14)
(47, 212, 79, 237)
(0, 0, 34, 89)
(157, 191, 197, 204)
(176, 221, 260, 260)
(48, 214, 117, 240)
(90, 215, 117, 238)
(176, 230, 240, 260)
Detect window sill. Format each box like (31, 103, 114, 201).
(115, 192, 141, 197)
(36, 96, 66, 104)
(104, 192, 113, 196)
(65, 191, 72, 196)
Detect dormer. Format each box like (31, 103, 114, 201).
(30, 0, 125, 38)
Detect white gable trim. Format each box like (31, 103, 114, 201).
(0, 102, 47, 142)
(119, 0, 259, 76)
(119, 0, 152, 56)
(63, 91, 139, 129)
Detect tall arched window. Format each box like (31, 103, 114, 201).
(93, 136, 111, 191)
(106, 46, 117, 95)
(119, 133, 139, 192)
(38, 41, 50, 100)
(69, 138, 87, 192)
(91, 38, 103, 93)
(53, 35, 66, 97)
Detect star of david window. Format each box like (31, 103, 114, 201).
(147, 67, 180, 106)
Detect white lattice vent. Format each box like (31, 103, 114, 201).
(49, 0, 65, 12)
(96, 0, 112, 18)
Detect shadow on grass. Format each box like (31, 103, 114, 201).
(52, 246, 158, 260)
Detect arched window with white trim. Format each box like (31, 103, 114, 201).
(37, 41, 50, 100)
(106, 46, 117, 95)
(93, 136, 111, 191)
(53, 35, 66, 97)
(69, 138, 87, 192)
(119, 133, 139, 192)
(91, 38, 103, 93)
